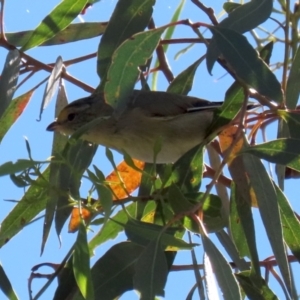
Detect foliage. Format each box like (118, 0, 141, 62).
(0, 0, 300, 299)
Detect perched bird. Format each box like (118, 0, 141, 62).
(46, 90, 229, 163)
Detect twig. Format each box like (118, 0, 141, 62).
(191, 0, 218, 25)
(148, 18, 174, 83)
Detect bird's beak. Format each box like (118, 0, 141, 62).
(46, 121, 58, 132)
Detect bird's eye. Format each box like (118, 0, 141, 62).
(67, 113, 76, 121)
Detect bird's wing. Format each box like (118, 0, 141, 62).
(129, 90, 223, 117)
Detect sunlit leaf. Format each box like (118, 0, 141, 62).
(21, 0, 88, 51)
(0, 90, 34, 143)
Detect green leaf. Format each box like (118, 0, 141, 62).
(73, 223, 94, 300)
(168, 145, 204, 193)
(53, 259, 76, 300)
(91, 242, 144, 299)
(54, 140, 97, 237)
(207, 0, 273, 73)
(88, 203, 136, 255)
(242, 138, 300, 172)
(0, 159, 43, 176)
(21, 0, 88, 51)
(243, 153, 292, 293)
(223, 3, 241, 13)
(202, 235, 241, 300)
(0, 167, 49, 247)
(97, 0, 155, 80)
(286, 45, 300, 108)
(236, 271, 278, 300)
(275, 184, 300, 262)
(0, 262, 18, 300)
(0, 90, 34, 143)
(279, 111, 300, 139)
(209, 27, 283, 103)
(229, 182, 260, 275)
(183, 192, 224, 233)
(94, 184, 113, 224)
(133, 239, 168, 299)
(208, 41, 273, 132)
(0, 50, 20, 118)
(6, 22, 107, 47)
(220, 0, 272, 34)
(167, 57, 203, 95)
(104, 27, 164, 111)
(167, 184, 194, 214)
(42, 85, 68, 254)
(125, 218, 193, 250)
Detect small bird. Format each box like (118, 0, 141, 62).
(46, 90, 228, 163)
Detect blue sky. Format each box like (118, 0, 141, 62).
(0, 1, 299, 299)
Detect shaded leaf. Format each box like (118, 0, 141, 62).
(0, 159, 43, 176)
(0, 263, 18, 300)
(207, 0, 273, 72)
(0, 167, 49, 247)
(236, 271, 278, 300)
(125, 218, 193, 250)
(275, 184, 300, 262)
(229, 182, 261, 276)
(0, 50, 20, 118)
(243, 153, 292, 293)
(97, 0, 155, 80)
(54, 140, 97, 237)
(167, 57, 203, 95)
(73, 223, 94, 300)
(133, 239, 168, 299)
(88, 203, 136, 254)
(54, 260, 77, 300)
(208, 41, 273, 132)
(209, 27, 283, 103)
(42, 80, 68, 253)
(286, 45, 300, 108)
(242, 138, 300, 172)
(91, 242, 144, 299)
(168, 145, 204, 193)
(104, 27, 164, 112)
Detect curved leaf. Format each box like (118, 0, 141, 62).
(0, 50, 20, 118)
(243, 153, 292, 294)
(209, 27, 283, 103)
(243, 138, 300, 172)
(21, 0, 88, 51)
(97, 0, 155, 80)
(202, 235, 241, 300)
(104, 27, 164, 111)
(133, 239, 168, 298)
(6, 22, 107, 47)
(207, 0, 273, 72)
(0, 90, 34, 143)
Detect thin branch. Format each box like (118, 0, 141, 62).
(191, 0, 218, 25)
(148, 18, 174, 83)
(282, 0, 291, 95)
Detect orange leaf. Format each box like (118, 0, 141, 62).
(0, 90, 34, 143)
(106, 159, 145, 200)
(68, 206, 93, 233)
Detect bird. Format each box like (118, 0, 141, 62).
(46, 90, 235, 163)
